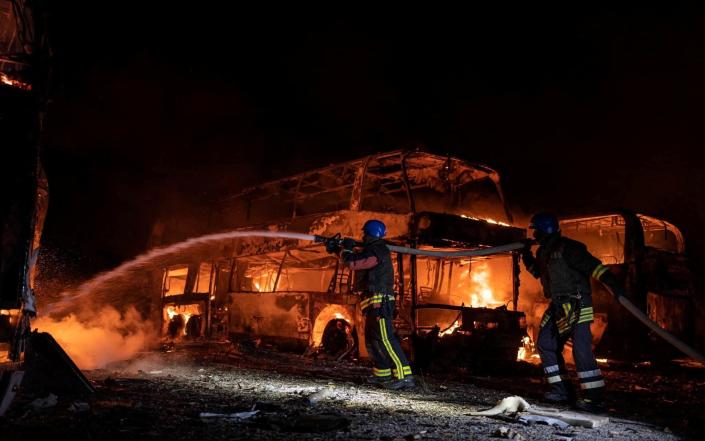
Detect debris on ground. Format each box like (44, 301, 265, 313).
(517, 414, 569, 429)
(493, 426, 526, 440)
(0, 343, 693, 440)
(199, 410, 259, 422)
(307, 386, 336, 405)
(469, 396, 530, 415)
(469, 395, 609, 429)
(381, 430, 427, 441)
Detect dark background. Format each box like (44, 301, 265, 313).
(37, 5, 705, 340)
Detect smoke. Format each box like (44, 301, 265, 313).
(32, 306, 157, 370)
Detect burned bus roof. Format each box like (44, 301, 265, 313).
(222, 150, 501, 201)
(211, 150, 514, 229)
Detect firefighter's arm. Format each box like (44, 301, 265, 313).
(520, 243, 540, 278)
(564, 242, 624, 298)
(343, 246, 379, 270)
(591, 264, 625, 299)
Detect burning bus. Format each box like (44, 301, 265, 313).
(153, 150, 696, 365)
(155, 150, 528, 365)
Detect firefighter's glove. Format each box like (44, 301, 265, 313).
(520, 242, 535, 267)
(325, 238, 342, 254)
(341, 238, 357, 253)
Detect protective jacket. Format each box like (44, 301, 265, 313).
(524, 234, 602, 303)
(346, 239, 394, 295)
(524, 233, 615, 336)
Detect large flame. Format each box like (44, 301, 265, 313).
(457, 262, 505, 309)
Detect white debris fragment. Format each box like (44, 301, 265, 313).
(469, 395, 609, 429)
(468, 396, 531, 416)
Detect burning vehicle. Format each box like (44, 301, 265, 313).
(153, 150, 698, 368)
(153, 151, 530, 367)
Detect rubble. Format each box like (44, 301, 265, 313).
(517, 414, 569, 429)
(0, 344, 694, 440)
(493, 426, 526, 440)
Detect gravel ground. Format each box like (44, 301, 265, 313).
(0, 342, 697, 440)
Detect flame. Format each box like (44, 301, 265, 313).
(251, 269, 277, 292)
(460, 214, 510, 227)
(311, 305, 353, 347)
(461, 262, 504, 308)
(0, 73, 32, 90)
(164, 304, 201, 336)
(439, 319, 461, 337)
(516, 335, 540, 363)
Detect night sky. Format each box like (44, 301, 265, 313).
(38, 5, 705, 297)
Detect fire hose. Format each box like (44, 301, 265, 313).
(309, 232, 705, 363)
(601, 285, 705, 362)
(46, 229, 705, 362)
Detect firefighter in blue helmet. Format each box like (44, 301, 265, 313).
(522, 212, 624, 413)
(326, 220, 415, 390)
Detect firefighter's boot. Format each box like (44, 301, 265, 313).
(366, 375, 393, 387)
(544, 381, 576, 404)
(385, 375, 416, 390)
(574, 398, 606, 414)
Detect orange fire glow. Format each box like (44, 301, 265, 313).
(33, 306, 155, 369)
(251, 269, 277, 292)
(164, 304, 201, 336)
(460, 214, 510, 227)
(516, 335, 541, 363)
(439, 319, 461, 337)
(0, 73, 32, 90)
(311, 305, 354, 346)
(456, 262, 505, 309)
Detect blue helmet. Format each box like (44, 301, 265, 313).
(362, 219, 386, 238)
(529, 212, 560, 235)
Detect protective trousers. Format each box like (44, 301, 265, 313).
(364, 299, 412, 380)
(537, 304, 605, 403)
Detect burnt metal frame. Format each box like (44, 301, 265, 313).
(217, 150, 513, 224)
(408, 248, 521, 360)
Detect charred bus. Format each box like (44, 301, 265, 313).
(154, 151, 696, 364)
(156, 151, 528, 365)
